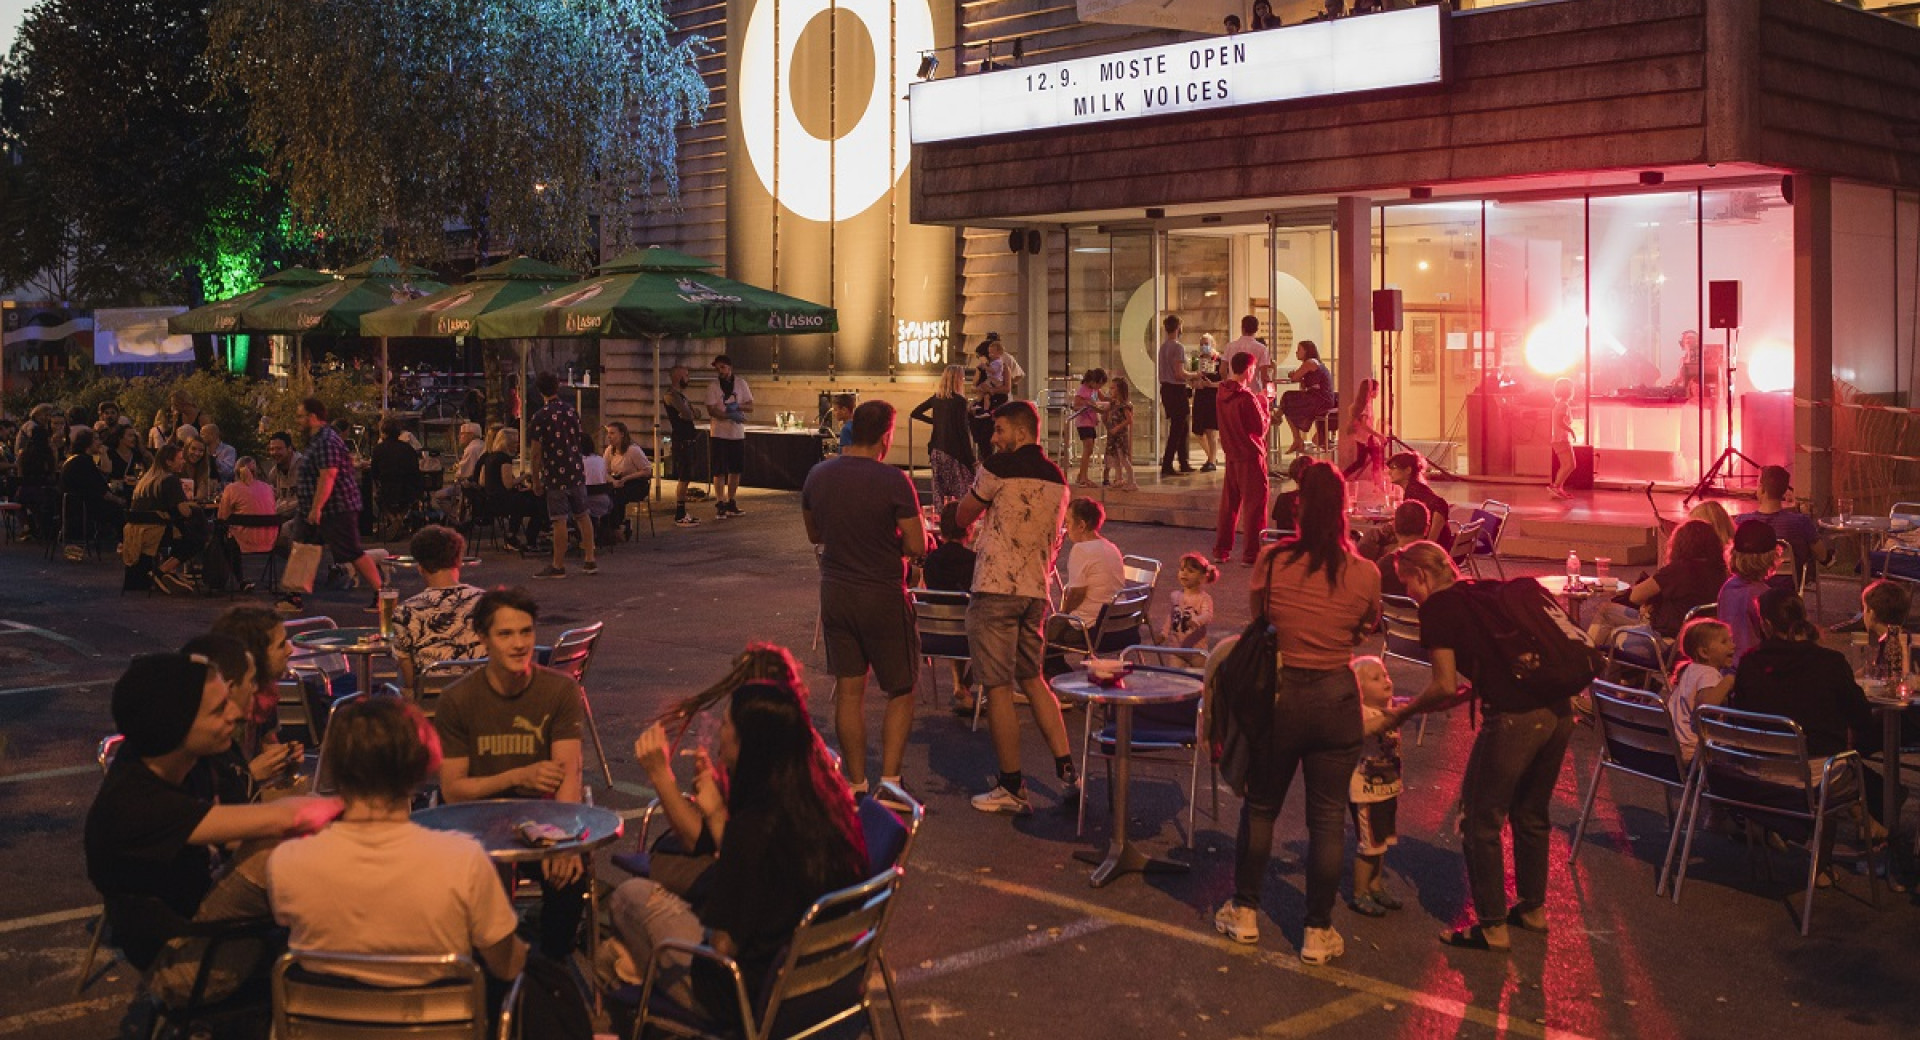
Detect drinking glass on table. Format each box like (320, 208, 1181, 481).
(1594, 557, 1611, 584)
(1839, 498, 1855, 524)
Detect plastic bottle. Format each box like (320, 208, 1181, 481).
(1566, 550, 1581, 585)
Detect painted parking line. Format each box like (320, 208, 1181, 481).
(0, 620, 101, 657)
(896, 916, 1113, 986)
(0, 996, 120, 1036)
(0, 905, 99, 936)
(1241, 992, 1381, 1038)
(0, 680, 110, 700)
(923, 864, 1590, 1040)
(0, 764, 98, 785)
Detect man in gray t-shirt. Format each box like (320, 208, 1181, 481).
(433, 588, 586, 960)
(801, 401, 926, 800)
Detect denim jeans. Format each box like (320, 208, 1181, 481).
(1232, 666, 1363, 929)
(1459, 702, 1576, 925)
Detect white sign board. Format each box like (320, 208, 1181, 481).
(908, 6, 1446, 145)
(94, 307, 194, 365)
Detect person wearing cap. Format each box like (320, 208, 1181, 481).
(1735, 465, 1831, 592)
(704, 355, 754, 518)
(84, 652, 342, 1005)
(1718, 518, 1797, 662)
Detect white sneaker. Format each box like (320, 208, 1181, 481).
(1300, 926, 1345, 965)
(1213, 902, 1259, 945)
(969, 784, 1033, 816)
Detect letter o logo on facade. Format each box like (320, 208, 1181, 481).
(739, 0, 937, 224)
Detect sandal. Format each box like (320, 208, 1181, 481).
(1439, 926, 1509, 952)
(1369, 888, 1403, 912)
(1348, 895, 1388, 918)
(1506, 903, 1548, 934)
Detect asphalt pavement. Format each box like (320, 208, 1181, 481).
(0, 488, 1913, 1040)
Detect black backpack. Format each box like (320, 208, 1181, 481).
(1458, 578, 1600, 706)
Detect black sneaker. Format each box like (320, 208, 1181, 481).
(727, 502, 746, 517)
(582, 561, 599, 575)
(533, 565, 567, 579)
(716, 503, 732, 520)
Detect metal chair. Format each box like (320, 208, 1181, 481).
(224, 513, 285, 591)
(1121, 554, 1163, 614)
(1602, 626, 1672, 693)
(413, 657, 484, 720)
(547, 623, 614, 788)
(1871, 502, 1920, 583)
(75, 735, 126, 995)
(634, 868, 902, 1040)
(910, 589, 976, 724)
(1068, 647, 1214, 848)
(1380, 594, 1441, 746)
(48, 492, 104, 562)
(1046, 584, 1152, 664)
(272, 949, 502, 1040)
(1667, 705, 1880, 935)
(1572, 681, 1689, 880)
(1469, 499, 1512, 578)
(857, 782, 923, 1040)
(1447, 518, 1486, 574)
(1258, 527, 1293, 545)
(1682, 602, 1717, 624)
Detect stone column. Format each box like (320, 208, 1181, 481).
(1016, 230, 1050, 437)
(1335, 195, 1376, 469)
(1793, 174, 1834, 512)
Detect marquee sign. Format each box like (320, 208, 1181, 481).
(908, 5, 1446, 144)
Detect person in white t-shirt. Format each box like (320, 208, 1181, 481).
(1045, 498, 1127, 655)
(1668, 617, 1735, 762)
(703, 355, 753, 519)
(1226, 315, 1274, 398)
(266, 696, 525, 988)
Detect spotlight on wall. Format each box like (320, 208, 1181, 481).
(1012, 38, 1025, 62)
(916, 52, 939, 80)
(1638, 170, 1665, 186)
(1409, 186, 1433, 200)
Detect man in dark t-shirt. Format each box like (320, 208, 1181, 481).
(434, 587, 588, 960)
(802, 401, 926, 800)
(527, 371, 597, 578)
(85, 653, 340, 1002)
(1386, 543, 1575, 952)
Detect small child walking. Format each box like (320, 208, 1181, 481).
(1104, 379, 1137, 491)
(1348, 656, 1405, 917)
(1161, 552, 1218, 649)
(1547, 377, 1577, 500)
(1073, 368, 1109, 488)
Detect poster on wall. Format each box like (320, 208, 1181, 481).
(1, 305, 93, 397)
(94, 307, 195, 366)
(726, 0, 959, 377)
(1409, 315, 1438, 382)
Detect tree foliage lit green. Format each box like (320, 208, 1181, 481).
(0, 0, 296, 305)
(206, 0, 710, 268)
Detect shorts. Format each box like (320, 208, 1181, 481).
(966, 592, 1046, 688)
(313, 510, 364, 565)
(1077, 426, 1097, 442)
(544, 483, 588, 518)
(1350, 797, 1399, 856)
(820, 583, 920, 695)
(712, 437, 745, 476)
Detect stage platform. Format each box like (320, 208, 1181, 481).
(1071, 466, 1748, 566)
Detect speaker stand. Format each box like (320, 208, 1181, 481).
(1683, 328, 1751, 505)
(1378, 328, 1457, 480)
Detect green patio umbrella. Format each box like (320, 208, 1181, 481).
(359, 258, 579, 339)
(474, 246, 838, 499)
(238, 258, 446, 406)
(166, 267, 335, 336)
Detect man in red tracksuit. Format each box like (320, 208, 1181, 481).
(1214, 352, 1271, 565)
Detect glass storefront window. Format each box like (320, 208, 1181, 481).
(1586, 192, 1701, 483)
(1702, 184, 1795, 476)
(1379, 202, 1484, 475)
(1475, 198, 1586, 480)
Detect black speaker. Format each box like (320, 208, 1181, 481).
(1007, 230, 1024, 254)
(1025, 229, 1042, 254)
(1371, 289, 1403, 333)
(1709, 280, 1741, 330)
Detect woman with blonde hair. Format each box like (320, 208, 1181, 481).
(1342, 378, 1384, 490)
(911, 364, 978, 505)
(217, 456, 280, 556)
(1687, 500, 1735, 549)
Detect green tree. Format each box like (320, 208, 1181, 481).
(206, 0, 710, 268)
(0, 0, 293, 305)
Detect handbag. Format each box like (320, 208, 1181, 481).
(1208, 550, 1283, 797)
(282, 536, 323, 594)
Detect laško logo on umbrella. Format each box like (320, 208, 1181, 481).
(768, 312, 827, 329)
(674, 279, 742, 304)
(565, 313, 604, 332)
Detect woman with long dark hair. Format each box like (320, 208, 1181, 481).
(1588, 518, 1729, 643)
(1215, 461, 1380, 965)
(128, 443, 206, 593)
(1278, 340, 1336, 454)
(608, 672, 868, 1022)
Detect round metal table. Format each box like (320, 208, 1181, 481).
(1535, 574, 1629, 628)
(289, 627, 391, 696)
(411, 799, 624, 863)
(1052, 665, 1203, 888)
(1861, 682, 1914, 840)
(1819, 515, 1914, 583)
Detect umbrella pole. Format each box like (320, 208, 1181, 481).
(516, 342, 530, 477)
(651, 335, 662, 503)
(380, 336, 390, 413)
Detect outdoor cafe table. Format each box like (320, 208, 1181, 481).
(1819, 515, 1915, 582)
(288, 627, 390, 696)
(1052, 665, 1203, 888)
(412, 799, 624, 978)
(1534, 574, 1629, 629)
(1860, 680, 1913, 847)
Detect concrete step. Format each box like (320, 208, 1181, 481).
(1501, 514, 1659, 566)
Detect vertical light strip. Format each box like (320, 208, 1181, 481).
(828, 0, 839, 381)
(888, 0, 898, 382)
(771, 0, 783, 379)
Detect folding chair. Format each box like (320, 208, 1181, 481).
(1380, 593, 1441, 746)
(548, 623, 614, 788)
(225, 513, 284, 591)
(1447, 519, 1486, 575)
(1776, 538, 1823, 619)
(1068, 646, 1215, 848)
(1045, 585, 1152, 665)
(633, 868, 902, 1040)
(1121, 554, 1163, 614)
(1667, 705, 1881, 936)
(1602, 626, 1672, 693)
(101, 895, 279, 1040)
(272, 949, 497, 1040)
(1572, 681, 1689, 879)
(910, 589, 976, 723)
(857, 783, 923, 1040)
(1469, 499, 1512, 578)
(76, 735, 126, 995)
(413, 657, 484, 720)
(1258, 528, 1293, 545)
